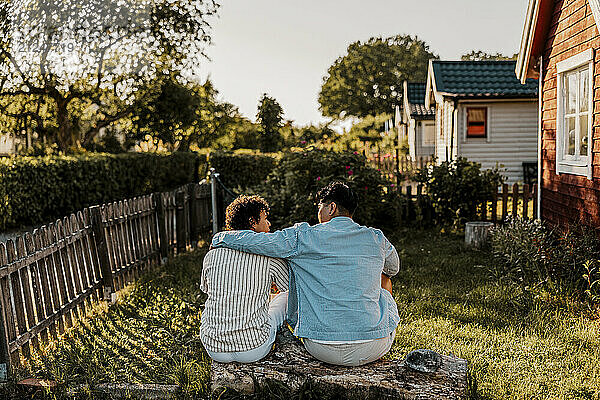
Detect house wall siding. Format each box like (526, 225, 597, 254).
(412, 119, 435, 159)
(541, 0, 600, 226)
(456, 101, 538, 184)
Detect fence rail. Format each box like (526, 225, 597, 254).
(0, 181, 217, 378)
(395, 182, 537, 223)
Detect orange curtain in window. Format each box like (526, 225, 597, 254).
(467, 108, 486, 137)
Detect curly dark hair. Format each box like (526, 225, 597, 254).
(315, 181, 358, 215)
(225, 195, 270, 231)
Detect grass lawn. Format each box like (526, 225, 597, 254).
(13, 230, 600, 399)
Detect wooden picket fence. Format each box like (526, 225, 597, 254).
(368, 152, 433, 182)
(396, 182, 537, 223)
(0, 181, 214, 379)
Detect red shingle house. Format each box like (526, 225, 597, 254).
(516, 0, 600, 226)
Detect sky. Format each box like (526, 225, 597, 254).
(198, 0, 529, 128)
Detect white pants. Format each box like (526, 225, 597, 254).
(303, 330, 396, 367)
(206, 291, 288, 363)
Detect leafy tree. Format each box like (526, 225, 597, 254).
(256, 93, 284, 152)
(461, 51, 518, 61)
(319, 35, 437, 119)
(131, 77, 239, 151)
(0, 0, 218, 152)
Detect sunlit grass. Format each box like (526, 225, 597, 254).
(19, 248, 211, 398)
(389, 229, 600, 400)
(13, 230, 600, 399)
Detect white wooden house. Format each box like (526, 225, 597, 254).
(425, 60, 539, 184)
(402, 82, 435, 160)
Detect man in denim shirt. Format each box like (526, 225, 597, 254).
(211, 181, 400, 366)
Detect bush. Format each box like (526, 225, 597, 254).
(253, 148, 401, 230)
(491, 216, 600, 301)
(414, 157, 504, 226)
(0, 152, 200, 230)
(208, 150, 278, 190)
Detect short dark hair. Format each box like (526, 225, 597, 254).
(316, 181, 358, 215)
(225, 195, 270, 231)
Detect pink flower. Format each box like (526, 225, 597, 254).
(345, 166, 351, 170)
(300, 140, 307, 145)
(391, 184, 395, 187)
(316, 176, 321, 181)
(347, 170, 354, 176)
(353, 151, 359, 155)
(364, 186, 368, 190)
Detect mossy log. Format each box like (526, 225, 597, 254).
(211, 329, 469, 399)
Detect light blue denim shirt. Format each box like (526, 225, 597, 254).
(211, 217, 400, 341)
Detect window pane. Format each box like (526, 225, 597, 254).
(567, 72, 577, 114)
(580, 70, 589, 112)
(580, 114, 589, 157)
(566, 116, 576, 156)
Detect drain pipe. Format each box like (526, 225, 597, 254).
(537, 56, 543, 220)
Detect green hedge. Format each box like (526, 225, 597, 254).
(208, 150, 278, 189)
(0, 152, 200, 231)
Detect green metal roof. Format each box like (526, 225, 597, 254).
(431, 60, 538, 98)
(406, 82, 435, 118)
(407, 82, 426, 104)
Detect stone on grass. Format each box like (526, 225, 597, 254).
(211, 329, 469, 399)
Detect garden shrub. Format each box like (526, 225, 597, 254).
(208, 150, 278, 190)
(253, 148, 402, 231)
(491, 216, 600, 302)
(414, 157, 504, 226)
(0, 152, 200, 231)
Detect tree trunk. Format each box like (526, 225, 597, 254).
(56, 97, 75, 151)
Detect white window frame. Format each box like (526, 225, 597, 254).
(556, 49, 594, 179)
(421, 121, 436, 146)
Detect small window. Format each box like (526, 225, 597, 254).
(422, 122, 436, 146)
(466, 108, 487, 138)
(556, 49, 593, 178)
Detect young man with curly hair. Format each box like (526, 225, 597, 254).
(200, 195, 289, 363)
(211, 182, 400, 367)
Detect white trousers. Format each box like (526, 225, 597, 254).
(206, 291, 288, 363)
(303, 330, 396, 367)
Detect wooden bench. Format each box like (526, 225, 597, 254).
(211, 329, 469, 399)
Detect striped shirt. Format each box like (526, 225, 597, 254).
(199, 248, 289, 353)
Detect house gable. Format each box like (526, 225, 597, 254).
(517, 0, 600, 82)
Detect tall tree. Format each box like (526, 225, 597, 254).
(131, 77, 239, 151)
(319, 35, 437, 119)
(256, 93, 284, 153)
(461, 51, 517, 61)
(0, 0, 218, 152)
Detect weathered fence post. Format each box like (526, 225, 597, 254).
(176, 191, 188, 254)
(188, 184, 198, 247)
(491, 190, 498, 223)
(153, 193, 169, 263)
(210, 168, 219, 234)
(512, 183, 519, 216)
(501, 184, 509, 221)
(523, 184, 530, 219)
(90, 206, 115, 304)
(0, 287, 11, 381)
